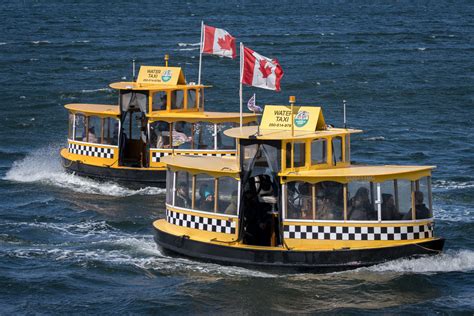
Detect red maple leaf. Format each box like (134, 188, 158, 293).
(217, 35, 234, 51)
(259, 59, 273, 78)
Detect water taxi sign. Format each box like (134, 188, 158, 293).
(136, 66, 186, 85)
(260, 105, 326, 131)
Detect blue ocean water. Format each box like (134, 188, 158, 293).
(1, 0, 473, 314)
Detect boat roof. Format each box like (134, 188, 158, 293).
(109, 82, 210, 91)
(225, 125, 362, 140)
(161, 156, 240, 177)
(280, 165, 435, 183)
(65, 103, 120, 117)
(148, 111, 258, 123)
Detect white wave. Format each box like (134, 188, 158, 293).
(364, 250, 474, 274)
(432, 179, 474, 190)
(362, 136, 385, 141)
(73, 40, 90, 43)
(0, 42, 6, 45)
(433, 206, 473, 223)
(3, 236, 276, 278)
(417, 47, 426, 51)
(177, 47, 199, 51)
(178, 42, 200, 47)
(80, 87, 112, 93)
(3, 145, 164, 197)
(31, 40, 50, 44)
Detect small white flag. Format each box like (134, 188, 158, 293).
(247, 94, 262, 112)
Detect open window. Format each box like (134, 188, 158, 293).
(149, 121, 171, 149)
(332, 136, 343, 164)
(218, 177, 238, 215)
(74, 114, 86, 141)
(187, 89, 197, 110)
(152, 91, 167, 111)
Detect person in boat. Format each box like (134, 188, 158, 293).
(198, 184, 214, 211)
(224, 190, 238, 215)
(150, 121, 170, 149)
(381, 193, 400, 220)
(316, 183, 342, 220)
(242, 178, 263, 245)
(289, 182, 312, 219)
(403, 190, 431, 220)
(175, 182, 191, 208)
(255, 175, 275, 246)
(172, 121, 192, 147)
(87, 126, 98, 143)
(348, 187, 376, 220)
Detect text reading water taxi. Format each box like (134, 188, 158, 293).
(60, 57, 258, 187)
(153, 97, 444, 271)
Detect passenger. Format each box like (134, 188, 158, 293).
(381, 193, 400, 220)
(224, 190, 238, 215)
(87, 126, 98, 143)
(295, 183, 312, 219)
(348, 187, 376, 220)
(175, 182, 190, 208)
(198, 184, 214, 211)
(403, 191, 431, 220)
(316, 189, 337, 220)
(172, 121, 192, 147)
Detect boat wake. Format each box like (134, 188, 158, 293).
(362, 249, 474, 274)
(3, 145, 164, 197)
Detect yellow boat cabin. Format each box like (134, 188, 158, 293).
(153, 99, 444, 271)
(60, 60, 258, 187)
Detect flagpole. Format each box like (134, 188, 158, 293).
(255, 93, 261, 136)
(198, 21, 204, 85)
(239, 42, 243, 133)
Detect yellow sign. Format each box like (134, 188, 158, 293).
(260, 105, 326, 131)
(136, 66, 186, 85)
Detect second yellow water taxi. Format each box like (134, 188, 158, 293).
(60, 57, 258, 187)
(153, 98, 444, 271)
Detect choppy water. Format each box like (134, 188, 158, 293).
(1, 1, 473, 314)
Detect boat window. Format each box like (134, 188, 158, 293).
(174, 171, 192, 209)
(311, 139, 327, 164)
(87, 116, 102, 144)
(344, 135, 350, 163)
(149, 121, 170, 149)
(293, 142, 306, 168)
(414, 177, 432, 219)
(68, 113, 74, 139)
(74, 114, 86, 141)
(286, 181, 344, 220)
(217, 123, 236, 149)
(187, 89, 197, 109)
(242, 143, 258, 170)
(152, 91, 167, 111)
(121, 91, 148, 113)
(193, 121, 214, 150)
(285, 142, 292, 169)
(171, 90, 185, 110)
(172, 121, 192, 149)
(122, 111, 143, 141)
(347, 181, 377, 221)
(314, 181, 344, 220)
(103, 118, 119, 145)
(195, 174, 215, 212)
(380, 180, 400, 221)
(332, 136, 343, 164)
(218, 177, 238, 215)
(287, 181, 313, 219)
(397, 179, 413, 220)
(166, 169, 174, 205)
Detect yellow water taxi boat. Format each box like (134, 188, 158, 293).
(60, 58, 258, 187)
(153, 98, 444, 271)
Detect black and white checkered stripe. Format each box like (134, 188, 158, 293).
(283, 223, 433, 241)
(68, 143, 114, 159)
(166, 209, 236, 234)
(151, 151, 235, 162)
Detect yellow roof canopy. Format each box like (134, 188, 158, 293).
(65, 103, 120, 117)
(147, 111, 258, 124)
(225, 125, 361, 140)
(161, 156, 240, 177)
(280, 165, 435, 183)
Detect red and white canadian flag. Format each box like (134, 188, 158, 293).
(241, 46, 283, 91)
(201, 24, 236, 59)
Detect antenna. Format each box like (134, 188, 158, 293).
(290, 95, 296, 137)
(164, 54, 169, 67)
(132, 59, 136, 82)
(343, 99, 347, 129)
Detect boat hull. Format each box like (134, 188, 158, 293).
(61, 156, 166, 188)
(154, 226, 445, 272)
